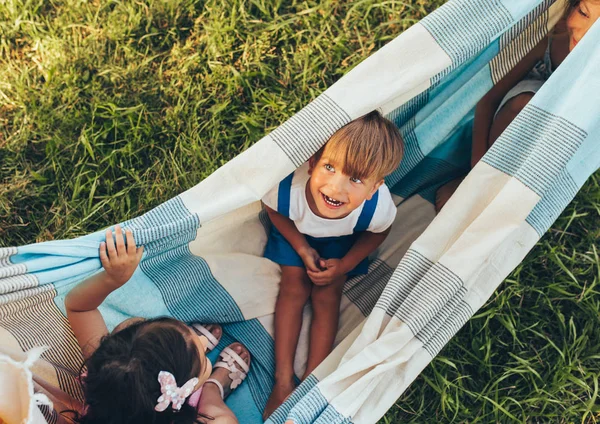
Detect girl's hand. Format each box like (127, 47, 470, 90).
(100, 225, 144, 288)
(297, 246, 322, 273)
(307, 258, 347, 286)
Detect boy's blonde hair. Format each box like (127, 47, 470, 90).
(315, 111, 404, 181)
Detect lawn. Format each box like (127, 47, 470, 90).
(1, 0, 599, 422)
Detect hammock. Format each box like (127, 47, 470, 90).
(1, 0, 599, 422)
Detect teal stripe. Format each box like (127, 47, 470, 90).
(286, 386, 329, 423)
(142, 246, 244, 323)
(421, 0, 513, 67)
(526, 170, 580, 236)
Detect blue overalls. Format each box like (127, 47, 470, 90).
(263, 172, 379, 276)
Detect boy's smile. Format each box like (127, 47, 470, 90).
(306, 153, 383, 220)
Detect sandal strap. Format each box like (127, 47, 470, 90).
(220, 346, 250, 374)
(191, 324, 220, 351)
(211, 346, 251, 393)
(204, 379, 225, 399)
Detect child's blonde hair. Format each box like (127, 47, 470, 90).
(314, 110, 404, 181)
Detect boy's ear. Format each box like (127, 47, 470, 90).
(308, 156, 316, 174)
(367, 179, 384, 200)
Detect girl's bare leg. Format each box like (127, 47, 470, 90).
(197, 344, 251, 424)
(435, 92, 534, 212)
(488, 93, 534, 144)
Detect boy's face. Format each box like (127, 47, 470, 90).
(307, 152, 383, 220)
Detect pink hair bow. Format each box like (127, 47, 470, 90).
(154, 371, 199, 412)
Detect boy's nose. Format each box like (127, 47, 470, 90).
(329, 175, 349, 193)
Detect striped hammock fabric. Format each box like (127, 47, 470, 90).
(1, 0, 599, 423)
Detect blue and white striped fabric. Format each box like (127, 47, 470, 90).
(1, 0, 599, 423)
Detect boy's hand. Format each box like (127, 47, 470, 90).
(100, 225, 144, 288)
(297, 246, 322, 273)
(307, 258, 347, 286)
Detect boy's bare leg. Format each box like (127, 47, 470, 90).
(263, 266, 312, 420)
(302, 275, 346, 379)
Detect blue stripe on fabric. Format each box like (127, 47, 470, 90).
(270, 94, 351, 167)
(483, 105, 587, 197)
(390, 157, 463, 202)
(420, 296, 473, 357)
(141, 245, 244, 323)
(314, 405, 353, 424)
(353, 190, 378, 232)
(277, 172, 294, 218)
(267, 375, 319, 424)
(387, 90, 430, 129)
(395, 261, 465, 336)
(376, 249, 433, 316)
(386, 118, 426, 187)
(221, 319, 276, 410)
(420, 0, 513, 68)
(122, 196, 200, 256)
(526, 169, 581, 237)
(490, 0, 551, 84)
(343, 259, 394, 316)
(285, 386, 330, 424)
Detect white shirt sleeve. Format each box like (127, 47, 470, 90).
(367, 184, 397, 233)
(261, 183, 279, 212)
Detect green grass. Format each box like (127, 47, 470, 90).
(1, 1, 599, 423)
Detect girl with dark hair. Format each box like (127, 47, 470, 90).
(436, 0, 600, 211)
(64, 225, 251, 424)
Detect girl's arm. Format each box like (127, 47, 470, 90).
(65, 226, 143, 360)
(264, 204, 321, 272)
(307, 228, 391, 286)
(471, 36, 549, 167)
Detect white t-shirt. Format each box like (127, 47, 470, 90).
(262, 163, 397, 239)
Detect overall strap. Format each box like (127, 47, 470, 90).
(276, 172, 294, 218)
(353, 189, 379, 232)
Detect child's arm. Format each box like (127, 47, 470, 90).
(264, 204, 321, 272)
(471, 36, 549, 167)
(307, 228, 391, 286)
(65, 225, 143, 360)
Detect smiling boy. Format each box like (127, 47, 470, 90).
(262, 111, 404, 419)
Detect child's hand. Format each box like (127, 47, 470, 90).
(297, 246, 322, 273)
(100, 225, 144, 288)
(307, 258, 347, 286)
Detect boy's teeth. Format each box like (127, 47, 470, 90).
(324, 194, 343, 206)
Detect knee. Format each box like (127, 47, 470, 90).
(279, 279, 311, 302)
(505, 93, 534, 114)
(311, 285, 343, 309)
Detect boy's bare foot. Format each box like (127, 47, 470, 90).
(205, 343, 251, 399)
(262, 378, 296, 421)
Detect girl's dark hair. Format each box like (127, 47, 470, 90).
(75, 317, 211, 424)
(566, 0, 581, 13)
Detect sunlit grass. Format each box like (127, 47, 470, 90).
(1, 1, 599, 422)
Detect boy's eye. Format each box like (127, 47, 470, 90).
(324, 164, 334, 172)
(350, 177, 362, 184)
(578, 5, 589, 17)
